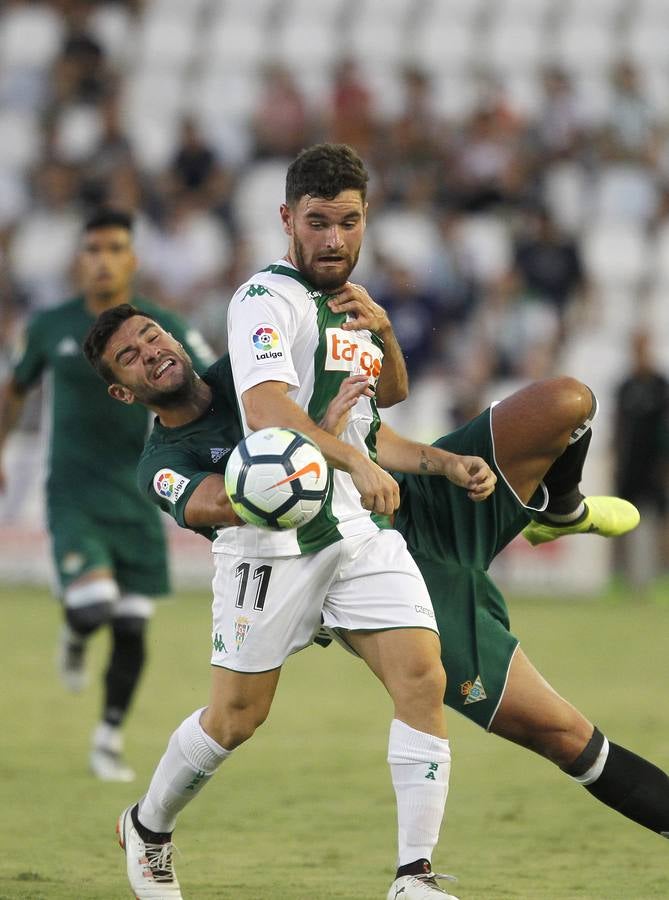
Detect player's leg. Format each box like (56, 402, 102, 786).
(490, 647, 669, 837)
(89, 594, 155, 783)
(490, 376, 639, 540)
(118, 546, 338, 898)
(328, 530, 457, 900)
(119, 666, 280, 900)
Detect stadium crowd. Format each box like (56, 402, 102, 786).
(0, 0, 668, 571)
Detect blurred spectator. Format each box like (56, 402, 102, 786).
(9, 159, 81, 309)
(513, 206, 588, 332)
(601, 60, 659, 165)
(613, 330, 669, 590)
(167, 117, 233, 216)
(370, 259, 445, 379)
(532, 67, 585, 162)
(251, 64, 311, 159)
(328, 59, 376, 157)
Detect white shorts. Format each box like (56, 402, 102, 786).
(210, 529, 438, 672)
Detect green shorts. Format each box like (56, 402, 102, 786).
(394, 406, 541, 730)
(48, 503, 170, 597)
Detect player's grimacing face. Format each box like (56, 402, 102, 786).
(105, 316, 194, 406)
(281, 190, 366, 291)
(78, 227, 137, 298)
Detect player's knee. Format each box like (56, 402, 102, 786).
(65, 601, 113, 637)
(397, 656, 447, 708)
(551, 376, 593, 431)
(203, 701, 271, 750)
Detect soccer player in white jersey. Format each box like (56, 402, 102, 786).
(114, 144, 496, 900)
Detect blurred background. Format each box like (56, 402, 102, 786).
(0, 0, 667, 595)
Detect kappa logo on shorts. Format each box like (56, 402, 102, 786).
(251, 324, 285, 363)
(460, 675, 487, 705)
(153, 469, 190, 505)
(414, 604, 435, 619)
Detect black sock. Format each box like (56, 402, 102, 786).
(396, 858, 432, 878)
(569, 730, 669, 836)
(541, 427, 592, 517)
(103, 617, 147, 727)
(131, 804, 172, 844)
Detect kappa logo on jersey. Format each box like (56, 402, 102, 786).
(153, 469, 190, 505)
(460, 675, 487, 705)
(324, 327, 383, 383)
(251, 324, 285, 363)
(56, 336, 79, 357)
(243, 284, 274, 301)
(210, 447, 231, 464)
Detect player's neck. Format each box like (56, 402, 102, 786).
(84, 288, 133, 315)
(153, 376, 212, 429)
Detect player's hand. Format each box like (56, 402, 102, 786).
(350, 456, 400, 516)
(327, 283, 391, 335)
(320, 375, 374, 436)
(443, 454, 497, 501)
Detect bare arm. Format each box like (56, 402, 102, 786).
(375, 422, 497, 501)
(327, 283, 409, 407)
(242, 380, 399, 515)
(182, 474, 242, 528)
(0, 378, 29, 491)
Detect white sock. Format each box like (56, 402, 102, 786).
(92, 721, 123, 754)
(387, 718, 451, 867)
(138, 708, 232, 833)
(542, 501, 586, 524)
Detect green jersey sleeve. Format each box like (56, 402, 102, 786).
(136, 443, 215, 539)
(12, 313, 47, 389)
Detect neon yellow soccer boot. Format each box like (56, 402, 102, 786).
(522, 497, 640, 547)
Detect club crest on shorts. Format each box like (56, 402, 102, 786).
(234, 615, 251, 651)
(460, 675, 487, 705)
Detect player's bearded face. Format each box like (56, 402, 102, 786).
(285, 191, 366, 291)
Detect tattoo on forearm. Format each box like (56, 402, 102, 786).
(419, 449, 438, 474)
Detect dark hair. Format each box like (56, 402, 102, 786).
(84, 208, 134, 233)
(285, 143, 369, 206)
(84, 303, 157, 383)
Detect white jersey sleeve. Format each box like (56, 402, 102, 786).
(227, 274, 306, 398)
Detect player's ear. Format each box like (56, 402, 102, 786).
(108, 383, 135, 405)
(279, 203, 293, 236)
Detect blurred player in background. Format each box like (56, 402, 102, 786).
(0, 210, 214, 782)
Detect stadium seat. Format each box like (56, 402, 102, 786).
(553, 21, 620, 74)
(88, 4, 134, 66)
(232, 159, 290, 233)
(582, 221, 650, 289)
(542, 161, 590, 234)
(53, 105, 103, 164)
(0, 110, 41, 173)
(202, 15, 269, 71)
(649, 221, 669, 288)
(408, 20, 476, 75)
(489, 0, 554, 26)
(482, 22, 547, 74)
(592, 164, 659, 226)
(272, 21, 340, 70)
(344, 17, 407, 69)
(455, 215, 513, 283)
(370, 209, 443, 277)
(622, 21, 669, 70)
(0, 3, 64, 71)
(135, 14, 198, 71)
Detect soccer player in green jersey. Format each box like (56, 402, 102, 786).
(0, 209, 214, 782)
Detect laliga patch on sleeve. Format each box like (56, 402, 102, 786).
(251, 323, 285, 364)
(153, 469, 191, 505)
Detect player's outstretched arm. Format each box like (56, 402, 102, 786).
(182, 474, 243, 528)
(0, 378, 29, 491)
(376, 422, 497, 501)
(320, 374, 375, 436)
(327, 283, 408, 407)
(243, 380, 400, 516)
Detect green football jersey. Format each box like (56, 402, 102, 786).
(12, 296, 215, 522)
(136, 356, 242, 540)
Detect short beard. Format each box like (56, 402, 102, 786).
(137, 367, 199, 409)
(293, 238, 359, 291)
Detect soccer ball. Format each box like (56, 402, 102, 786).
(224, 427, 329, 529)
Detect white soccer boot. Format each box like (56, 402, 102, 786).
(117, 805, 183, 899)
(387, 871, 459, 899)
(56, 624, 88, 692)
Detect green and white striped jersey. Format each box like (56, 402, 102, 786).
(224, 260, 385, 557)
